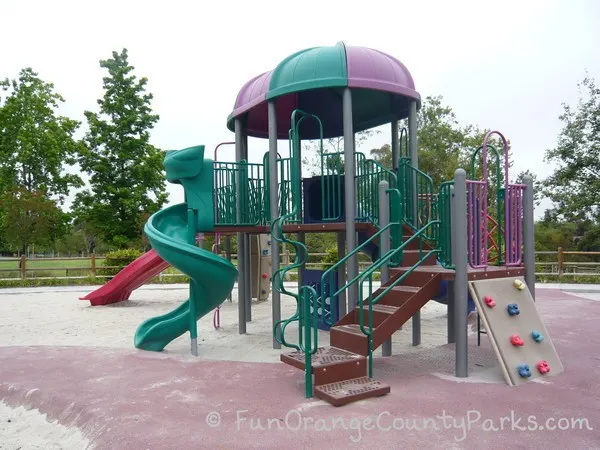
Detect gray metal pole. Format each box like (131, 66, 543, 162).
(379, 181, 392, 356)
(452, 168, 468, 377)
(447, 280, 455, 343)
(244, 233, 252, 321)
(408, 100, 420, 346)
(337, 232, 347, 317)
(234, 118, 246, 334)
(391, 120, 399, 171)
(343, 88, 358, 310)
(268, 101, 281, 349)
(225, 236, 232, 301)
(241, 131, 252, 322)
(523, 175, 535, 301)
(408, 101, 418, 168)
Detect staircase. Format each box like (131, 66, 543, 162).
(280, 228, 442, 406)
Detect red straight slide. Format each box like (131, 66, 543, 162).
(80, 250, 170, 306)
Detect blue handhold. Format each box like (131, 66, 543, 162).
(518, 364, 532, 378)
(507, 303, 520, 316)
(531, 330, 544, 342)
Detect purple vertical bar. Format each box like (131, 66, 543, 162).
(467, 180, 488, 268)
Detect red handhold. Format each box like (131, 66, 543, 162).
(484, 295, 496, 307)
(510, 334, 524, 346)
(262, 273, 268, 279)
(537, 360, 551, 374)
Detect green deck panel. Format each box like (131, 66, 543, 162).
(266, 42, 348, 100)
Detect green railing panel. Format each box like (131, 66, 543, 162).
(214, 160, 266, 226)
(356, 155, 398, 225)
(320, 151, 343, 221)
(438, 181, 454, 268)
(398, 158, 437, 241)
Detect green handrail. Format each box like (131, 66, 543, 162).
(271, 109, 323, 399)
(357, 221, 440, 376)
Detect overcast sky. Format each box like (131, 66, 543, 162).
(2, 0, 599, 218)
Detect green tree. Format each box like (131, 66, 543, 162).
(543, 75, 600, 222)
(0, 68, 83, 200)
(369, 95, 515, 189)
(1, 187, 68, 254)
(0, 68, 82, 252)
(74, 49, 168, 248)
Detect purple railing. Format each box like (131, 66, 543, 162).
(466, 180, 488, 268)
(505, 183, 526, 266)
(477, 130, 526, 268)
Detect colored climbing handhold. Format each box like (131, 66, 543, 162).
(518, 364, 532, 378)
(513, 279, 526, 290)
(262, 273, 268, 279)
(484, 295, 496, 308)
(537, 360, 551, 374)
(510, 334, 524, 346)
(531, 330, 544, 342)
(507, 303, 520, 316)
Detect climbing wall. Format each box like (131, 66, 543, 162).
(468, 276, 564, 386)
(250, 234, 271, 301)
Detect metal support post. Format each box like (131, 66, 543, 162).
(234, 118, 246, 334)
(343, 88, 358, 310)
(337, 232, 347, 317)
(523, 175, 535, 300)
(268, 101, 281, 349)
(452, 168, 468, 377)
(379, 181, 392, 356)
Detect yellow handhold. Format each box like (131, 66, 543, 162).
(513, 279, 526, 290)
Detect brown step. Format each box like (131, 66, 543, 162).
(400, 250, 438, 267)
(314, 376, 391, 407)
(330, 324, 370, 355)
(378, 285, 419, 307)
(388, 269, 439, 287)
(280, 346, 367, 385)
(354, 303, 399, 327)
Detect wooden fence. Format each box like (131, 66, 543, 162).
(1, 248, 600, 281)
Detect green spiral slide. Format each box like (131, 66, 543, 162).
(134, 145, 238, 352)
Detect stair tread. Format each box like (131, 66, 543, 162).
(356, 304, 398, 314)
(331, 324, 367, 336)
(389, 285, 420, 292)
(281, 346, 363, 368)
(314, 376, 390, 406)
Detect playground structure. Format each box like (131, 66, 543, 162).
(80, 42, 545, 406)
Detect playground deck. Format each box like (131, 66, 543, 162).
(211, 222, 374, 235)
(394, 264, 526, 281)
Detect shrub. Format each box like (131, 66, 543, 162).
(98, 248, 143, 277)
(322, 247, 338, 270)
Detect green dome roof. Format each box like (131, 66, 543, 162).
(266, 42, 347, 100)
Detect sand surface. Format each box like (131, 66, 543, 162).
(0, 401, 90, 449)
(0, 284, 457, 362)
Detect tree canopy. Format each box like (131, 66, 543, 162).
(543, 75, 600, 222)
(74, 48, 168, 249)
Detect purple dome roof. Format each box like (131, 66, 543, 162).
(227, 43, 420, 139)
